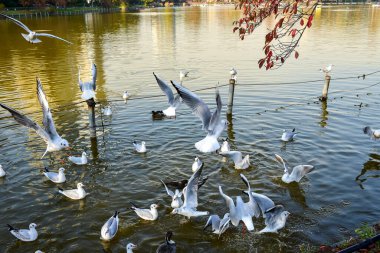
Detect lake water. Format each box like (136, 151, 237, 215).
(0, 5, 380, 253)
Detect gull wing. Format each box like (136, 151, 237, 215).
(240, 174, 260, 218)
(35, 33, 73, 44)
(208, 89, 222, 133)
(133, 208, 154, 220)
(275, 154, 290, 172)
(36, 78, 60, 140)
(243, 191, 275, 217)
(0, 103, 50, 142)
(171, 81, 211, 130)
(204, 214, 220, 232)
(10, 228, 32, 241)
(219, 151, 243, 164)
(0, 13, 32, 33)
(160, 180, 174, 197)
(153, 73, 175, 106)
(291, 165, 314, 182)
(60, 189, 80, 199)
(182, 166, 203, 209)
(264, 205, 285, 229)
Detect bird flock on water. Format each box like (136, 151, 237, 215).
(0, 13, 373, 253)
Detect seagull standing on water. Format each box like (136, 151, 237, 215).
(152, 73, 181, 118)
(192, 157, 203, 173)
(281, 128, 297, 142)
(0, 78, 69, 159)
(78, 63, 97, 100)
(204, 213, 230, 238)
(171, 166, 209, 218)
(275, 154, 314, 183)
(133, 141, 147, 153)
(171, 82, 226, 153)
(156, 231, 176, 253)
(68, 152, 88, 165)
(259, 205, 290, 233)
(123, 91, 129, 102)
(218, 151, 250, 170)
(100, 211, 120, 241)
(131, 203, 159, 221)
(0, 165, 6, 177)
(43, 167, 66, 183)
(7, 223, 38, 241)
(58, 182, 88, 200)
(363, 126, 380, 138)
(161, 180, 183, 209)
(0, 13, 72, 44)
(102, 105, 112, 116)
(126, 243, 137, 253)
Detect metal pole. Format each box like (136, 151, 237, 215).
(320, 74, 331, 101)
(86, 98, 96, 137)
(227, 79, 236, 115)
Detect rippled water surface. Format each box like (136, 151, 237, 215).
(1, 5, 380, 253)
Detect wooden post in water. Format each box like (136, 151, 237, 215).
(320, 74, 331, 101)
(86, 98, 96, 137)
(227, 78, 236, 115)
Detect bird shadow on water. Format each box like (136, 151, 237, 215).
(355, 153, 380, 189)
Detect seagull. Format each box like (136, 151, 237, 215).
(275, 154, 314, 183)
(363, 126, 380, 138)
(230, 68, 237, 81)
(133, 141, 147, 153)
(68, 152, 88, 165)
(204, 213, 230, 238)
(0, 78, 69, 159)
(100, 211, 120, 241)
(43, 167, 66, 183)
(156, 231, 176, 253)
(0, 165, 6, 177)
(281, 128, 297, 142)
(320, 64, 334, 75)
(123, 91, 129, 102)
(126, 243, 137, 253)
(78, 63, 97, 100)
(179, 70, 189, 84)
(259, 205, 290, 233)
(219, 179, 260, 232)
(7, 223, 38, 241)
(164, 176, 208, 190)
(58, 182, 88, 200)
(171, 166, 209, 218)
(171, 82, 226, 153)
(130, 203, 159, 221)
(152, 73, 181, 118)
(161, 180, 183, 209)
(0, 13, 72, 44)
(220, 139, 230, 152)
(102, 106, 112, 116)
(218, 151, 250, 170)
(192, 157, 203, 173)
(242, 190, 275, 218)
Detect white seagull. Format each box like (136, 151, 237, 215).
(156, 231, 176, 253)
(100, 211, 120, 241)
(0, 165, 6, 177)
(78, 63, 97, 100)
(242, 190, 275, 218)
(161, 180, 183, 209)
(363, 126, 380, 138)
(220, 139, 230, 152)
(281, 128, 297, 142)
(126, 243, 137, 253)
(68, 152, 88, 165)
(0, 13, 72, 44)
(43, 167, 66, 183)
(259, 205, 290, 233)
(204, 213, 230, 238)
(123, 91, 130, 102)
(102, 106, 112, 116)
(58, 182, 88, 200)
(230, 68, 237, 81)
(133, 141, 147, 153)
(152, 73, 181, 117)
(179, 70, 189, 84)
(131, 203, 159, 221)
(171, 166, 209, 218)
(320, 64, 334, 75)
(218, 151, 250, 170)
(275, 154, 314, 183)
(192, 157, 203, 173)
(172, 81, 226, 153)
(7, 223, 38, 241)
(0, 78, 69, 159)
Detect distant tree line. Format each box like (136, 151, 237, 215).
(1, 0, 146, 8)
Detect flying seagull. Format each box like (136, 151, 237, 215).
(78, 63, 97, 100)
(0, 13, 72, 44)
(7, 223, 38, 241)
(100, 211, 120, 241)
(204, 213, 230, 238)
(171, 81, 226, 153)
(275, 154, 314, 183)
(0, 78, 69, 158)
(152, 73, 181, 118)
(259, 205, 290, 233)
